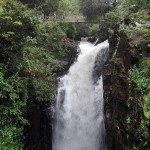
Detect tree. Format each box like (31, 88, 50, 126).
(79, 0, 111, 21)
(0, 0, 58, 148)
(0, 0, 38, 148)
(19, 0, 59, 14)
(58, 0, 73, 12)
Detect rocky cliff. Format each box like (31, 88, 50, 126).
(104, 31, 149, 150)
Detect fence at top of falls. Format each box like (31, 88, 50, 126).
(38, 13, 86, 23)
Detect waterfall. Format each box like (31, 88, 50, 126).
(53, 40, 109, 150)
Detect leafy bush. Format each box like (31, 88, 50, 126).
(0, 1, 37, 148)
(97, 9, 121, 41)
(128, 66, 149, 94)
(59, 22, 77, 38)
(22, 42, 60, 101)
(0, 69, 28, 149)
(128, 58, 150, 149)
(0, 0, 79, 148)
(0, 0, 62, 148)
(79, 0, 111, 21)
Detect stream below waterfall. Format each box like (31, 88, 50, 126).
(53, 40, 109, 150)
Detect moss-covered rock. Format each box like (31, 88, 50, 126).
(103, 30, 150, 150)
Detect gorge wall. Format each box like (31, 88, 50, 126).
(24, 30, 149, 150)
(104, 31, 149, 150)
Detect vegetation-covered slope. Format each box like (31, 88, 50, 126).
(0, 0, 77, 149)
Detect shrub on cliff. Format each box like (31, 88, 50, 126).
(0, 0, 38, 148)
(0, 0, 74, 148)
(128, 58, 150, 149)
(97, 0, 150, 41)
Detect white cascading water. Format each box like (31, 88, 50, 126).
(53, 40, 109, 150)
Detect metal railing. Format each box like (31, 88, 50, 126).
(39, 14, 86, 22)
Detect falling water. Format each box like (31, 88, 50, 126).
(53, 40, 109, 150)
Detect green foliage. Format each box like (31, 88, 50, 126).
(58, 0, 72, 12)
(89, 23, 99, 36)
(79, 0, 111, 21)
(129, 57, 150, 93)
(20, 0, 79, 15)
(97, 0, 150, 41)
(0, 1, 34, 148)
(119, 0, 149, 12)
(0, 0, 39, 66)
(19, 0, 46, 9)
(37, 22, 77, 59)
(130, 9, 150, 23)
(0, 0, 67, 149)
(111, 37, 120, 62)
(0, 0, 78, 148)
(37, 22, 64, 57)
(133, 145, 140, 150)
(143, 93, 150, 119)
(59, 22, 77, 38)
(127, 57, 150, 149)
(128, 66, 149, 94)
(37, 22, 64, 58)
(22, 41, 59, 101)
(97, 9, 121, 41)
(0, 69, 28, 149)
(42, 0, 59, 15)
(126, 117, 131, 125)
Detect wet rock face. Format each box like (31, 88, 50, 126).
(93, 46, 109, 83)
(24, 99, 54, 150)
(103, 33, 140, 150)
(87, 37, 97, 43)
(130, 31, 150, 57)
